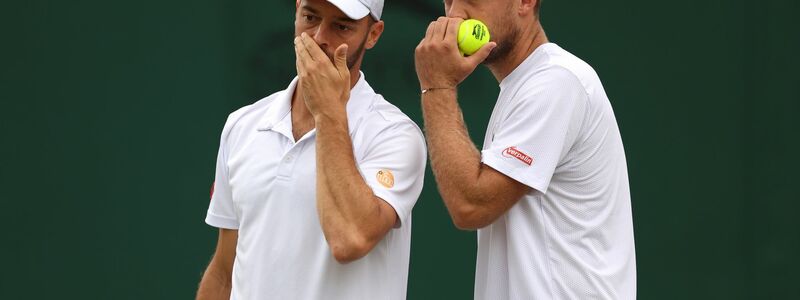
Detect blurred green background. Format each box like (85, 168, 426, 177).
(2, 0, 799, 299)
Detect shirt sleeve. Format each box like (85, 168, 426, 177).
(481, 67, 587, 194)
(205, 114, 240, 229)
(357, 121, 427, 228)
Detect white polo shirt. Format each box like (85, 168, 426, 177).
(205, 73, 426, 300)
(476, 43, 636, 299)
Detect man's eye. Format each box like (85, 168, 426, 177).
(337, 24, 351, 31)
(304, 15, 316, 22)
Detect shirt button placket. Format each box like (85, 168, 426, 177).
(277, 142, 302, 179)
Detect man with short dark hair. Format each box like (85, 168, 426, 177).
(197, 1, 426, 299)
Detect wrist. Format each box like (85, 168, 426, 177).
(421, 87, 457, 95)
(314, 109, 348, 127)
(420, 81, 456, 90)
(421, 87, 459, 113)
(419, 77, 457, 91)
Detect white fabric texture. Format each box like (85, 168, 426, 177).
(475, 43, 637, 300)
(206, 73, 426, 300)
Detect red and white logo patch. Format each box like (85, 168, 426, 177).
(502, 146, 533, 166)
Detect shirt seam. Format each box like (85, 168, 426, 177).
(538, 196, 558, 299)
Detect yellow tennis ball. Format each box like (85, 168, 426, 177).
(457, 19, 491, 56)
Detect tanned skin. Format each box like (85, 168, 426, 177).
(197, 1, 396, 298)
(414, 0, 548, 229)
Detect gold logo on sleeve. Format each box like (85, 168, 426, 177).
(376, 169, 395, 188)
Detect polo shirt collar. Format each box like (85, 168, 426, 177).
(257, 71, 374, 136)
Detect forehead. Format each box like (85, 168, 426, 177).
(298, 0, 356, 21)
(447, 0, 507, 9)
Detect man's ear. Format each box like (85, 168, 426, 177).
(519, 0, 536, 17)
(365, 20, 385, 50)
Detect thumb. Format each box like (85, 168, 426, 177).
(334, 44, 349, 77)
(466, 42, 497, 66)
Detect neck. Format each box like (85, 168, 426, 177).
(290, 68, 362, 121)
(487, 21, 549, 82)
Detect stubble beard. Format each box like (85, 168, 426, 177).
(483, 25, 519, 65)
(322, 33, 369, 71)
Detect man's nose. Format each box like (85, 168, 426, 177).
(309, 25, 330, 50)
(446, 1, 469, 19)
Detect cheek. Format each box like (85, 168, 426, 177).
(335, 30, 357, 41)
(294, 18, 319, 36)
(346, 45, 359, 58)
(486, 18, 511, 41)
(326, 32, 353, 49)
(296, 24, 314, 37)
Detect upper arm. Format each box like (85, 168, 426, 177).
(209, 228, 238, 276)
(206, 113, 240, 229)
(453, 67, 586, 229)
(326, 119, 426, 263)
(357, 120, 427, 228)
(480, 67, 586, 193)
(449, 163, 530, 230)
(368, 195, 402, 239)
(197, 229, 238, 299)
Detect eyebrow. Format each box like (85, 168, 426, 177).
(335, 17, 358, 24)
(300, 5, 358, 24)
(300, 5, 319, 14)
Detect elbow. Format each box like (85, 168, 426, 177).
(331, 246, 367, 264)
(452, 214, 489, 231)
(449, 199, 492, 230)
(328, 234, 374, 264)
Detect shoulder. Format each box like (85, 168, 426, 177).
(529, 44, 602, 94)
(220, 89, 285, 142)
(351, 94, 426, 156)
(507, 45, 601, 108)
(499, 47, 597, 124)
(366, 95, 423, 139)
(511, 66, 587, 112)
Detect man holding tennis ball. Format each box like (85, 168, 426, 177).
(415, 0, 637, 299)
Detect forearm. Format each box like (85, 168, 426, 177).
(414, 16, 518, 229)
(314, 112, 387, 261)
(196, 264, 231, 300)
(421, 89, 485, 209)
